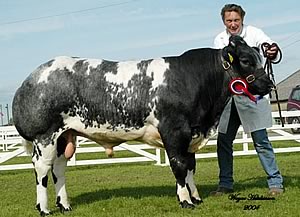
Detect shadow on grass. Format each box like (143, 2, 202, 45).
(71, 185, 176, 206)
(69, 183, 233, 207)
(71, 174, 300, 208)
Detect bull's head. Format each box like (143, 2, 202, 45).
(222, 35, 274, 96)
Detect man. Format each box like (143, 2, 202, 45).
(211, 4, 284, 196)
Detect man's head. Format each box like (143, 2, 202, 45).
(221, 4, 245, 35)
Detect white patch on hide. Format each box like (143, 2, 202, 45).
(177, 183, 193, 204)
(104, 58, 168, 89)
(104, 60, 138, 87)
(38, 56, 78, 84)
(85, 59, 103, 75)
(53, 156, 71, 209)
(146, 58, 169, 89)
(185, 170, 200, 200)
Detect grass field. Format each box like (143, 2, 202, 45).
(0, 142, 299, 217)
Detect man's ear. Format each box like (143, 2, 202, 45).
(222, 46, 235, 63)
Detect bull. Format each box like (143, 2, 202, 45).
(12, 35, 273, 215)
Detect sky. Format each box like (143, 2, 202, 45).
(1, 0, 300, 124)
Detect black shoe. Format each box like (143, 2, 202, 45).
(210, 187, 233, 196)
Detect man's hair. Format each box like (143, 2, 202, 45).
(221, 4, 246, 21)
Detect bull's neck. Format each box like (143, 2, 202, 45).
(219, 50, 238, 81)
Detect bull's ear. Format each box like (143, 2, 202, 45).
(229, 35, 244, 47)
(222, 46, 235, 63)
(252, 46, 260, 53)
(229, 40, 236, 48)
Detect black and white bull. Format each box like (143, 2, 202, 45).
(12, 36, 273, 215)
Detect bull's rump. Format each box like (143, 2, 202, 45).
(12, 56, 168, 143)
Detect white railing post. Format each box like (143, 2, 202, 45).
(155, 148, 162, 165)
(164, 150, 170, 166)
(242, 131, 249, 152)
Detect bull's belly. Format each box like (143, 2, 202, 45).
(81, 125, 164, 148)
(62, 114, 164, 148)
(62, 114, 209, 152)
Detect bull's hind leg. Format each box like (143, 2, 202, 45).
(52, 155, 72, 213)
(32, 141, 56, 216)
(159, 116, 202, 208)
(52, 133, 74, 213)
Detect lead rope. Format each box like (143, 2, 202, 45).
(261, 42, 284, 126)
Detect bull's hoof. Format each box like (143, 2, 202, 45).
(56, 203, 72, 213)
(40, 211, 51, 217)
(180, 200, 195, 209)
(192, 197, 203, 205)
(56, 196, 72, 213)
(36, 204, 51, 216)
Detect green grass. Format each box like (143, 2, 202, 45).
(0, 143, 299, 217)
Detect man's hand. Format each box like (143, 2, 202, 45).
(266, 44, 279, 60)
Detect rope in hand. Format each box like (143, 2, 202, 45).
(261, 42, 284, 126)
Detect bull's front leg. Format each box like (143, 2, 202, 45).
(52, 155, 72, 213)
(182, 157, 203, 206)
(159, 116, 203, 208)
(169, 153, 203, 208)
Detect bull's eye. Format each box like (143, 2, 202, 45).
(240, 59, 250, 66)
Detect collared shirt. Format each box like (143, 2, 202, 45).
(214, 25, 274, 58)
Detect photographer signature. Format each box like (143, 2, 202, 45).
(228, 193, 275, 203)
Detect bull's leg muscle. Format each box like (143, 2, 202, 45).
(52, 155, 72, 213)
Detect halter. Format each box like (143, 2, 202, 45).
(222, 53, 263, 103)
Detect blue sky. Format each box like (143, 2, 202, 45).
(1, 0, 300, 123)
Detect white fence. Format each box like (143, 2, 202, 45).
(1, 111, 300, 171)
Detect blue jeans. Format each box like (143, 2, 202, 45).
(217, 101, 283, 190)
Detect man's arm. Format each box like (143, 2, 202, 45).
(252, 26, 279, 60)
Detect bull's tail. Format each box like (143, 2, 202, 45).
(23, 139, 33, 155)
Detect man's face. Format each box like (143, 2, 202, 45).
(223, 11, 243, 35)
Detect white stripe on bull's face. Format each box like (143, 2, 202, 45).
(104, 58, 169, 89)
